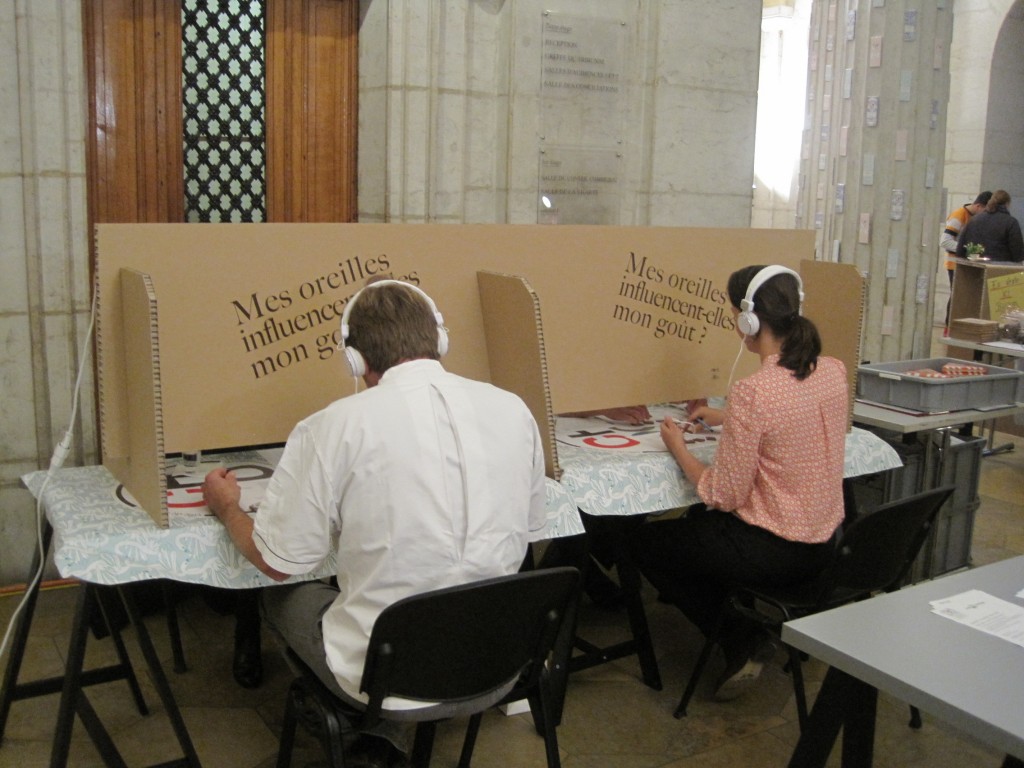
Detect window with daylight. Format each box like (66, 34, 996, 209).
(182, 0, 266, 223)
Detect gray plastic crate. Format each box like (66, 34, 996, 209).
(857, 357, 1024, 413)
(911, 499, 980, 582)
(908, 434, 984, 581)
(845, 436, 925, 513)
(848, 428, 983, 583)
(932, 432, 985, 510)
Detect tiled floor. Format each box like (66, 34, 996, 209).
(2, 338, 1022, 766)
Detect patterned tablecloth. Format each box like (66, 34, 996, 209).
(21, 452, 583, 589)
(23, 423, 899, 587)
(555, 416, 903, 517)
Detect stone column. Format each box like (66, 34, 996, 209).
(797, 0, 954, 362)
(0, 0, 92, 582)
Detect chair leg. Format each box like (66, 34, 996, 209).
(410, 721, 437, 768)
(674, 636, 716, 718)
(908, 705, 922, 729)
(457, 713, 483, 768)
(283, 678, 349, 768)
(276, 683, 301, 768)
(536, 685, 563, 768)
(316, 701, 349, 768)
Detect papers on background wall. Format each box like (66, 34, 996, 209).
(930, 589, 1024, 648)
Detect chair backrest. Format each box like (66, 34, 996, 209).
(359, 567, 581, 719)
(814, 485, 955, 607)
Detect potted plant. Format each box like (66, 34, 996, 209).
(965, 242, 986, 260)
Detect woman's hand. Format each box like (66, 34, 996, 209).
(660, 416, 689, 453)
(661, 416, 706, 486)
(687, 404, 725, 431)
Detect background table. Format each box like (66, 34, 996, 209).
(782, 555, 1024, 767)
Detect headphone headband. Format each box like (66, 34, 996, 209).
(339, 280, 448, 377)
(736, 266, 804, 337)
(340, 279, 444, 336)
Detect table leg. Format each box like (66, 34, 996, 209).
(0, 522, 52, 745)
(564, 515, 663, 691)
(615, 543, 663, 690)
(118, 586, 203, 768)
(787, 666, 876, 768)
(51, 583, 97, 767)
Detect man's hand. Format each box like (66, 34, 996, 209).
(202, 467, 241, 521)
(202, 467, 289, 582)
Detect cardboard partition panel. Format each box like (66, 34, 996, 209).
(116, 269, 168, 526)
(96, 223, 858, 526)
(800, 259, 866, 427)
(476, 271, 559, 478)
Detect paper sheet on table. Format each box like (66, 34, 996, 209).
(930, 589, 1024, 648)
(115, 454, 276, 518)
(555, 403, 720, 453)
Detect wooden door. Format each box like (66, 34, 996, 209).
(83, 0, 358, 270)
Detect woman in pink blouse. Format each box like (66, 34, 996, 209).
(632, 264, 848, 701)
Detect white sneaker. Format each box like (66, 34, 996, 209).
(713, 658, 763, 701)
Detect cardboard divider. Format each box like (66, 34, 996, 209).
(95, 223, 859, 527)
(801, 259, 866, 428)
(477, 271, 559, 479)
(116, 269, 168, 526)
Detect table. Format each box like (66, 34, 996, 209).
(2, 453, 582, 767)
(945, 338, 1024, 361)
(944, 337, 1024, 455)
(557, 421, 904, 516)
(16, 453, 581, 587)
(552, 411, 904, 692)
(782, 555, 1024, 767)
(852, 400, 1024, 435)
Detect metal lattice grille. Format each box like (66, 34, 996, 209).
(182, 1, 265, 223)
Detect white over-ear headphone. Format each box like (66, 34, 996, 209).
(736, 265, 804, 337)
(339, 280, 449, 378)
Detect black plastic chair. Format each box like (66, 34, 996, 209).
(674, 485, 955, 728)
(276, 566, 581, 768)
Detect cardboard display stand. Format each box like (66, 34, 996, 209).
(95, 223, 861, 526)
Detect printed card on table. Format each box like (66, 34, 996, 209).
(556, 404, 719, 453)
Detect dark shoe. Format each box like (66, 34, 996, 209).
(232, 633, 263, 689)
(347, 735, 411, 768)
(584, 566, 626, 610)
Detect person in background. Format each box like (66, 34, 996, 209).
(631, 265, 848, 701)
(203, 280, 547, 768)
(939, 191, 991, 331)
(955, 189, 1024, 263)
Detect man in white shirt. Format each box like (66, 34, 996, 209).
(203, 280, 547, 767)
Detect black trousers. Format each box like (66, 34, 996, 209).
(630, 505, 833, 638)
